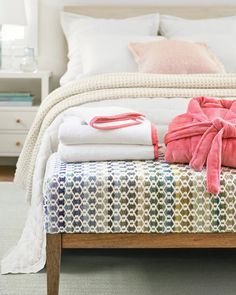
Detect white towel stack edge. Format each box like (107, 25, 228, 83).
(58, 107, 158, 162)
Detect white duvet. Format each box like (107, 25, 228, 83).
(1, 96, 189, 274)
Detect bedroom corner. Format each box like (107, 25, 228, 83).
(1, 1, 236, 295)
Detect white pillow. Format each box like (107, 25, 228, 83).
(60, 12, 160, 85)
(160, 15, 236, 73)
(77, 35, 164, 77)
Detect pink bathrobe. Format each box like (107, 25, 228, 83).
(165, 97, 236, 194)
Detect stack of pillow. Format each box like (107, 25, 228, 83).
(60, 12, 236, 85)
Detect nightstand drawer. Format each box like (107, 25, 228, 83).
(0, 110, 36, 130)
(0, 133, 27, 156)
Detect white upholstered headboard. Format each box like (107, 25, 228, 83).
(63, 5, 236, 19)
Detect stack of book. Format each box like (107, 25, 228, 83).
(0, 93, 34, 106)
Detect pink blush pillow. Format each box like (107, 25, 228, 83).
(129, 39, 225, 74)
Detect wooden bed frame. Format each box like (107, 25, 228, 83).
(46, 5, 236, 295)
(47, 233, 236, 295)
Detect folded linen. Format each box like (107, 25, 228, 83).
(58, 143, 157, 162)
(165, 96, 236, 194)
(58, 106, 158, 162)
(59, 115, 157, 145)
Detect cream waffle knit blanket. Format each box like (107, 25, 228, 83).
(14, 72, 236, 201)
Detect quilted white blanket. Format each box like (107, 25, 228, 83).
(1, 73, 236, 274)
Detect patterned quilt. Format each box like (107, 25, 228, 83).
(43, 151, 236, 234)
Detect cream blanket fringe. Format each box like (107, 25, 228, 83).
(14, 73, 236, 200)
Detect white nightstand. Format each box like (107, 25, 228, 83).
(0, 70, 52, 157)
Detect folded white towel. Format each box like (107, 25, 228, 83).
(58, 106, 158, 162)
(59, 115, 155, 145)
(58, 143, 156, 162)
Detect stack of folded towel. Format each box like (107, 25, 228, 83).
(58, 107, 158, 162)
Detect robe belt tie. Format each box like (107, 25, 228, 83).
(165, 117, 236, 194)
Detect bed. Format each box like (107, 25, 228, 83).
(46, 75, 236, 295)
(2, 5, 236, 295)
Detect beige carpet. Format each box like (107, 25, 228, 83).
(1, 182, 236, 295)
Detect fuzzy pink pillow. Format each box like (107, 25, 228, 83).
(129, 39, 225, 74)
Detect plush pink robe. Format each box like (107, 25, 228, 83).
(165, 96, 236, 194)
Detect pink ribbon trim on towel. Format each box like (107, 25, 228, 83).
(90, 113, 145, 130)
(151, 123, 158, 159)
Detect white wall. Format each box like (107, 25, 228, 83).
(38, 0, 65, 90)
(38, 0, 236, 89)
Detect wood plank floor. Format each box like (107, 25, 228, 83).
(0, 166, 15, 182)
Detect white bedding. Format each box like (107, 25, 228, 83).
(1, 96, 189, 274)
(60, 12, 160, 85)
(160, 15, 236, 73)
(76, 34, 164, 77)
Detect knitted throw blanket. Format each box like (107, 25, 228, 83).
(14, 73, 236, 200)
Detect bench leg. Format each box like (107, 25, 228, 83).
(47, 234, 62, 295)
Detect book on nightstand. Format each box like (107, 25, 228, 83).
(0, 93, 34, 106)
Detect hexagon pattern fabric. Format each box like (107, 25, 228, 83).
(44, 152, 236, 234)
